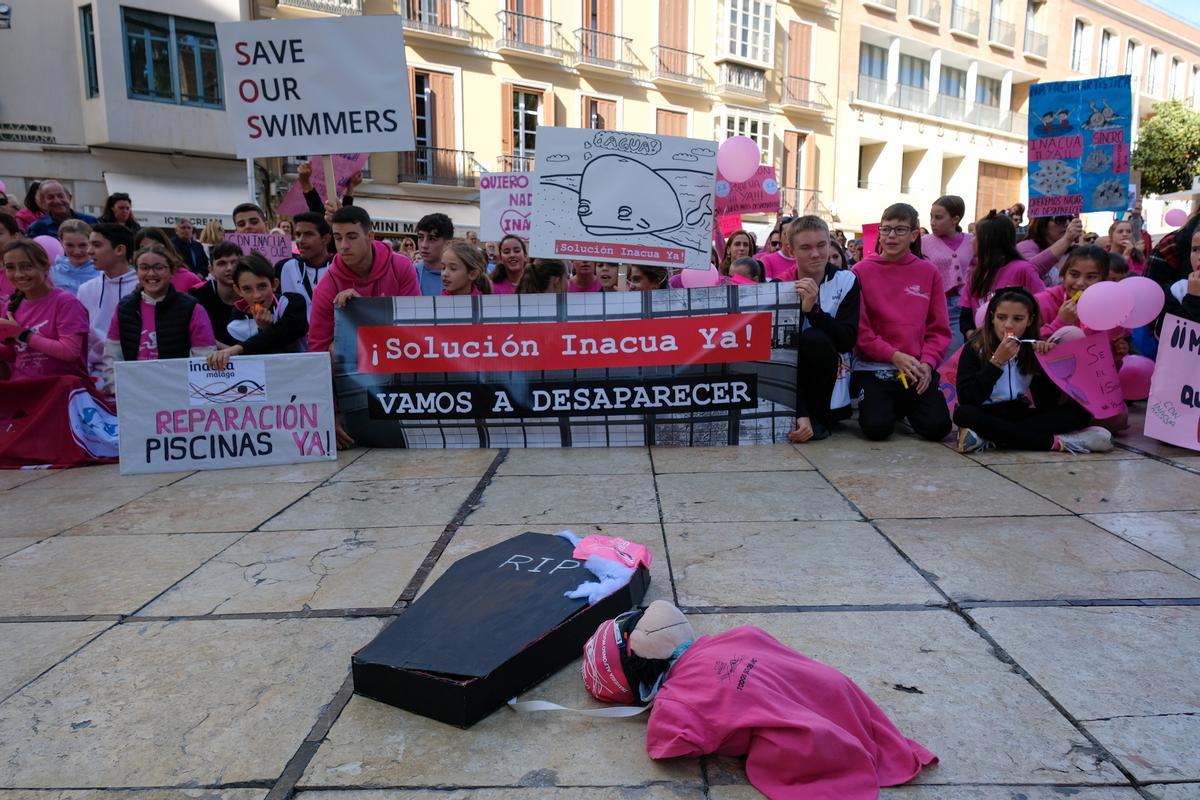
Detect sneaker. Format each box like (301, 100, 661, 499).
(957, 427, 994, 453)
(1056, 426, 1114, 454)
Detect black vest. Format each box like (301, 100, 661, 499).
(117, 286, 198, 362)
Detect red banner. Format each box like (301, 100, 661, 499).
(357, 312, 772, 374)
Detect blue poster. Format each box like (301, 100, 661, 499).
(1027, 75, 1131, 217)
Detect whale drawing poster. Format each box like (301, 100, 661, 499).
(530, 127, 717, 270)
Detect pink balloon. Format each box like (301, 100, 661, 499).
(1118, 276, 1166, 328)
(1164, 208, 1189, 227)
(1118, 355, 1155, 401)
(33, 235, 63, 262)
(717, 136, 761, 183)
(680, 265, 721, 288)
(1077, 281, 1135, 331)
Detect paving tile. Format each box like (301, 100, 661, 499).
(1117, 411, 1198, 460)
(0, 470, 51, 490)
(1146, 784, 1200, 800)
(1169, 457, 1200, 472)
(710, 789, 1141, 799)
(0, 533, 240, 616)
(139, 527, 443, 615)
(468, 476, 660, 525)
(0, 485, 156, 537)
(961, 444, 1145, 465)
(800, 432, 975, 476)
(0, 618, 381, 787)
(829, 467, 1065, 519)
(299, 667, 700, 789)
(262, 478, 478, 530)
(1083, 511, 1200, 577)
(0, 538, 37, 558)
(686, 611, 1123, 785)
(664, 521, 939, 607)
(171, 448, 364, 487)
(14, 464, 192, 491)
(878, 516, 1200, 601)
(0, 792, 267, 800)
(1089, 714, 1200, 783)
(66, 482, 320, 535)
(333, 448, 498, 481)
(295, 789, 702, 799)
(651, 444, 813, 473)
(0, 621, 111, 701)
(497, 447, 652, 476)
(992, 460, 1200, 514)
(656, 471, 860, 523)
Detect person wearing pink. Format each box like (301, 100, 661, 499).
(718, 230, 754, 277)
(853, 203, 952, 442)
(958, 211, 1045, 336)
(758, 247, 796, 281)
(0, 240, 89, 380)
(1017, 215, 1083, 282)
(440, 239, 491, 296)
(14, 182, 44, 233)
(921, 195, 972, 349)
(568, 260, 602, 292)
(1107, 219, 1146, 275)
(488, 234, 527, 295)
(0, 212, 20, 308)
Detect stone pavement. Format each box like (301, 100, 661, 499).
(0, 407, 1198, 800)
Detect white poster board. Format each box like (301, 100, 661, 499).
(529, 127, 717, 270)
(479, 172, 534, 241)
(116, 352, 336, 474)
(215, 16, 415, 158)
(224, 231, 292, 263)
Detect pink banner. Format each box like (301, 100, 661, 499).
(1144, 314, 1200, 451)
(1036, 333, 1124, 419)
(718, 213, 743, 238)
(714, 166, 781, 215)
(861, 223, 879, 258)
(1029, 195, 1084, 217)
(277, 153, 369, 217)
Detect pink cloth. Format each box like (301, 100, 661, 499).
(491, 277, 518, 295)
(441, 286, 483, 296)
(2, 289, 89, 379)
(1035, 284, 1128, 342)
(760, 250, 797, 281)
(307, 240, 419, 353)
(14, 207, 39, 233)
(852, 252, 951, 367)
(569, 278, 602, 293)
(730, 274, 758, 285)
(959, 258, 1046, 312)
(171, 269, 205, 292)
(0, 271, 13, 308)
(647, 627, 937, 799)
(920, 232, 972, 294)
(1016, 238, 1063, 278)
(105, 298, 216, 360)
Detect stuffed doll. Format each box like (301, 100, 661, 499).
(581, 600, 938, 800)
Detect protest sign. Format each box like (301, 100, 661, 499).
(0, 376, 118, 469)
(1035, 332, 1124, 419)
(333, 287, 807, 448)
(1028, 76, 1132, 217)
(225, 231, 292, 263)
(861, 223, 879, 258)
(714, 166, 781, 215)
(717, 213, 744, 238)
(215, 16, 414, 158)
(1144, 314, 1200, 451)
(530, 127, 717, 270)
(277, 153, 369, 217)
(116, 353, 336, 474)
(479, 172, 534, 240)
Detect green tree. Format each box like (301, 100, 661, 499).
(1132, 101, 1200, 195)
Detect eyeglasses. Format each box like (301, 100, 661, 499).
(1052, 215, 1072, 224)
(878, 225, 913, 237)
(137, 263, 170, 273)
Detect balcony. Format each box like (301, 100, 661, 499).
(496, 10, 564, 61)
(854, 74, 1028, 134)
(717, 62, 766, 99)
(782, 76, 832, 112)
(651, 46, 705, 88)
(574, 28, 633, 73)
(864, 0, 898, 10)
(989, 17, 1016, 49)
(779, 186, 828, 219)
(782, 0, 839, 16)
(277, 0, 361, 13)
(897, 83, 930, 113)
(398, 147, 477, 188)
(933, 93, 967, 121)
(950, 3, 980, 37)
(1024, 28, 1048, 59)
(399, 0, 468, 41)
(498, 153, 536, 172)
(907, 0, 940, 26)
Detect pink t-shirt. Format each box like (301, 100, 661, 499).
(106, 297, 217, 360)
(9, 289, 89, 379)
(491, 278, 518, 295)
(568, 278, 602, 293)
(760, 250, 796, 281)
(171, 269, 205, 292)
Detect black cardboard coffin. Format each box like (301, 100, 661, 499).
(352, 531, 649, 728)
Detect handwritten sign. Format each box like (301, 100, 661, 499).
(276, 153, 368, 217)
(479, 172, 534, 240)
(225, 231, 292, 264)
(1028, 76, 1131, 217)
(1036, 332, 1124, 419)
(714, 165, 781, 215)
(1144, 314, 1200, 451)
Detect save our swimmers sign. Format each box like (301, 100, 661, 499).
(115, 353, 336, 474)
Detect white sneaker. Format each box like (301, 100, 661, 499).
(957, 428, 994, 454)
(1056, 426, 1114, 454)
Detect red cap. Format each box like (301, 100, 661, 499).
(581, 618, 634, 704)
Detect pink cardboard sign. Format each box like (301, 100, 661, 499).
(1144, 314, 1200, 451)
(861, 223, 879, 258)
(276, 153, 369, 217)
(1036, 332, 1124, 419)
(224, 232, 292, 264)
(714, 165, 781, 215)
(717, 213, 743, 238)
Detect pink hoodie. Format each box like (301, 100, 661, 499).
(852, 251, 951, 367)
(307, 240, 418, 353)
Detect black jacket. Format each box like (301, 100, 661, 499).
(116, 286, 198, 362)
(800, 263, 860, 353)
(189, 281, 237, 346)
(228, 292, 309, 355)
(172, 237, 210, 278)
(956, 343, 1063, 409)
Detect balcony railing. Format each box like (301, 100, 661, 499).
(398, 147, 477, 187)
(651, 46, 704, 86)
(857, 74, 892, 104)
(717, 62, 766, 97)
(779, 186, 827, 219)
(897, 83, 930, 112)
(907, 0, 940, 24)
(933, 93, 967, 121)
(399, 1, 468, 39)
(498, 153, 537, 172)
(278, 0, 361, 14)
(950, 3, 980, 35)
(1024, 28, 1048, 58)
(574, 28, 633, 71)
(855, 75, 1028, 134)
(989, 17, 1016, 48)
(496, 10, 562, 57)
(782, 76, 832, 111)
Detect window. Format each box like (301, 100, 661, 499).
(1169, 57, 1185, 100)
(1098, 29, 1116, 76)
(898, 54, 929, 88)
(1147, 48, 1162, 94)
(1069, 19, 1091, 73)
(976, 75, 1001, 106)
(719, 113, 771, 162)
(122, 7, 222, 108)
(511, 88, 540, 157)
(80, 5, 99, 98)
(940, 66, 967, 98)
(726, 0, 774, 64)
(582, 96, 616, 129)
(656, 109, 688, 136)
(859, 43, 887, 78)
(1192, 66, 1200, 108)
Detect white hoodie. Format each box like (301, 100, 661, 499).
(76, 268, 137, 378)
